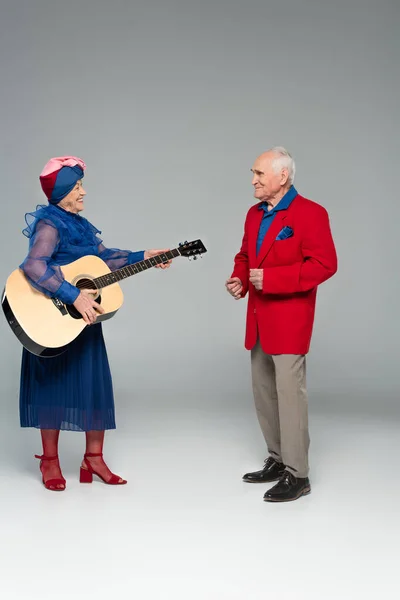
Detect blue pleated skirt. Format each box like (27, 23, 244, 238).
(19, 323, 116, 431)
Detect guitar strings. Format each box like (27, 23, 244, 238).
(72, 245, 202, 291)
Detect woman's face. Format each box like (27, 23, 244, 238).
(58, 180, 86, 214)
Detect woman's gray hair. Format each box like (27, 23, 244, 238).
(270, 146, 296, 185)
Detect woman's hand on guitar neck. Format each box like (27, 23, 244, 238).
(73, 290, 105, 325)
(144, 248, 172, 269)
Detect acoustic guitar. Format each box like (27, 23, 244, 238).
(2, 239, 207, 357)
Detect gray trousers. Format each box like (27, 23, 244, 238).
(251, 339, 310, 478)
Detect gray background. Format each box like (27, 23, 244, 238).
(0, 1, 398, 599)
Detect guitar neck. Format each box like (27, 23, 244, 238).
(93, 248, 181, 289)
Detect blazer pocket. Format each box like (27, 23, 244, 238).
(271, 236, 301, 265)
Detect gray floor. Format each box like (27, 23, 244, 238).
(0, 398, 398, 600)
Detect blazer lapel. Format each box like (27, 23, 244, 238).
(256, 211, 287, 267)
(248, 208, 264, 266)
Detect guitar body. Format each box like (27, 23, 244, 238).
(2, 255, 124, 357)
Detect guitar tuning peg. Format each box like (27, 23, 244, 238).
(179, 242, 182, 247)
(193, 256, 198, 260)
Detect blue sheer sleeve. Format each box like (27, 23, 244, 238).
(97, 243, 144, 271)
(20, 220, 80, 305)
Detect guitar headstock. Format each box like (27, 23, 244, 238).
(178, 239, 207, 260)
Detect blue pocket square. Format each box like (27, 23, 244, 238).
(276, 226, 294, 241)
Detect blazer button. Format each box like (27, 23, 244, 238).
(254, 308, 256, 313)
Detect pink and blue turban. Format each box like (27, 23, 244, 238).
(39, 156, 86, 205)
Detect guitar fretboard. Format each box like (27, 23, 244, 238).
(93, 248, 180, 289)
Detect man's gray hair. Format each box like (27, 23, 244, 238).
(270, 146, 296, 185)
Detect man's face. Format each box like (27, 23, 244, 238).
(251, 152, 288, 204)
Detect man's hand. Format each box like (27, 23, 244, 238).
(144, 248, 172, 269)
(73, 289, 105, 325)
(249, 269, 263, 291)
(225, 277, 243, 299)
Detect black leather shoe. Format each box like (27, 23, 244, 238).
(263, 470, 311, 502)
(242, 457, 285, 483)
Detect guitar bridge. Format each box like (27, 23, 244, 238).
(52, 297, 68, 315)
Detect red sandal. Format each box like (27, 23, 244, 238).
(35, 454, 66, 491)
(79, 453, 127, 485)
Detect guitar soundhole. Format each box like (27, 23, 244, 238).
(67, 278, 102, 320)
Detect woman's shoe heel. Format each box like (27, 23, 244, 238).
(80, 467, 93, 483)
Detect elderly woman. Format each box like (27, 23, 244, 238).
(19, 156, 170, 491)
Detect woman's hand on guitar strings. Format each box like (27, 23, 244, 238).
(73, 289, 105, 325)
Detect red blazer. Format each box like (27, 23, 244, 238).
(231, 194, 337, 354)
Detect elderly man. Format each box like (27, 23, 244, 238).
(226, 147, 337, 502)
